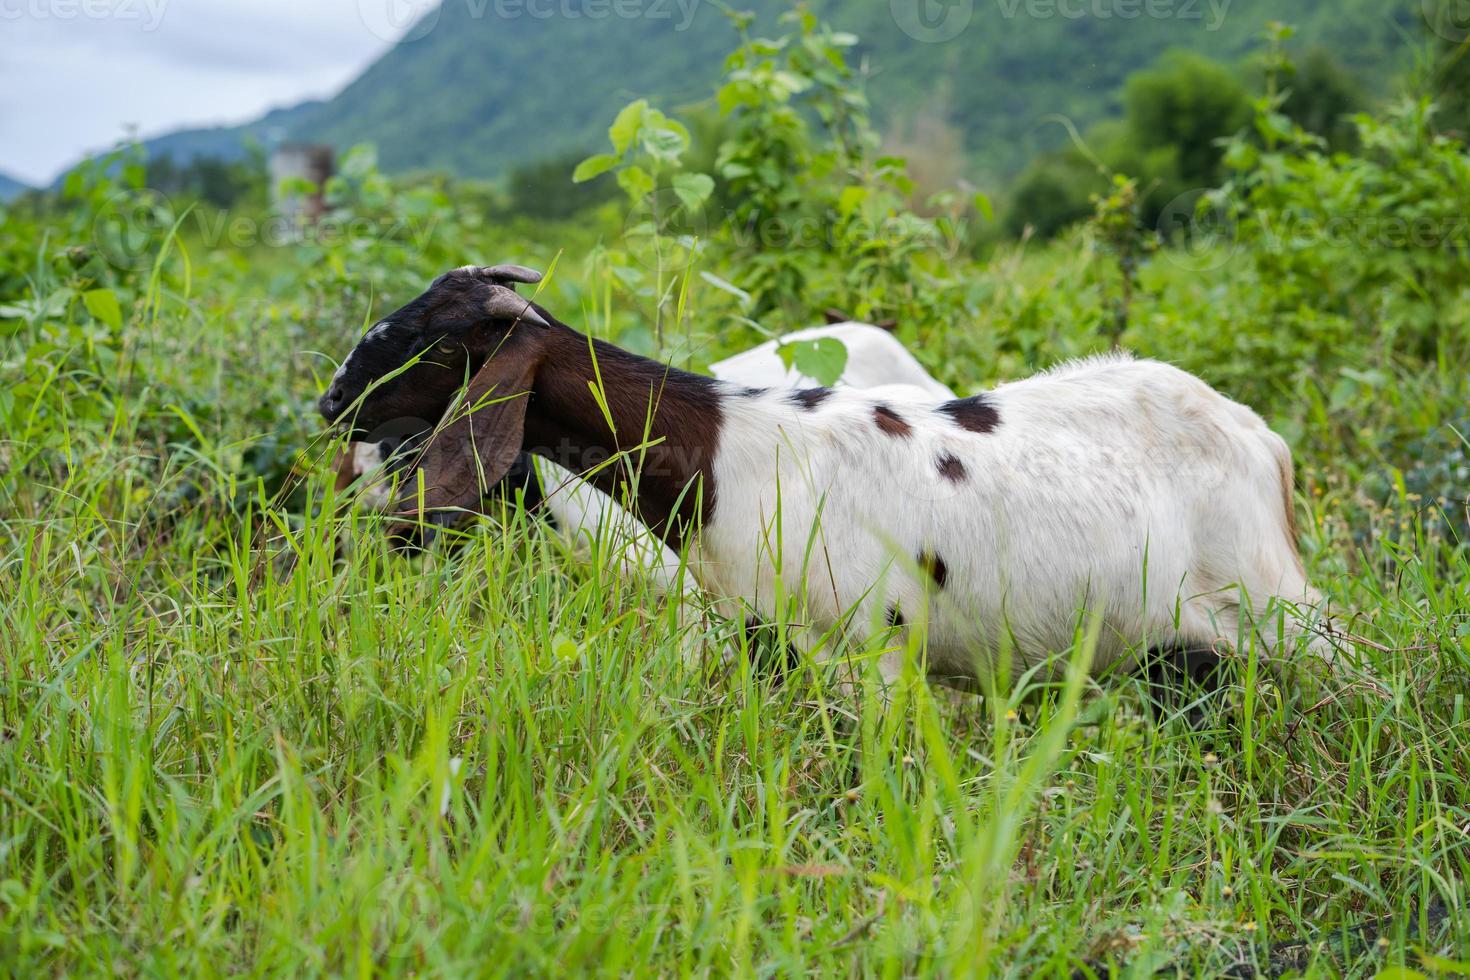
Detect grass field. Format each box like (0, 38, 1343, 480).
(1, 186, 1467, 977)
(5, 68, 1470, 970)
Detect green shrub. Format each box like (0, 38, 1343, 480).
(1004, 153, 1103, 240)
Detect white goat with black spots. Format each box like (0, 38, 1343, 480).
(320, 265, 1332, 690)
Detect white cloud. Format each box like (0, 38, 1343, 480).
(0, 0, 402, 185)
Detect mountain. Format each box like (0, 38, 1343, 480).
(132, 0, 1418, 181)
(0, 171, 30, 201)
(142, 100, 326, 166)
(55, 101, 328, 192)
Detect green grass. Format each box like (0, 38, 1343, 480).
(1, 217, 1468, 978)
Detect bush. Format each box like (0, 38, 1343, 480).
(1003, 153, 1103, 239)
(1279, 46, 1365, 150)
(502, 150, 617, 221)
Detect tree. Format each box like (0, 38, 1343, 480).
(503, 150, 617, 221)
(1004, 152, 1104, 239)
(145, 152, 266, 209)
(1280, 47, 1364, 150)
(1123, 51, 1251, 190)
(1424, 1, 1470, 137)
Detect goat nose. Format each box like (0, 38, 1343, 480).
(319, 386, 345, 420)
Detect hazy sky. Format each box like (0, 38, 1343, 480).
(0, 0, 435, 185)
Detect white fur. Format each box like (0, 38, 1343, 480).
(693, 353, 1325, 684)
(534, 324, 956, 593)
(350, 441, 394, 511)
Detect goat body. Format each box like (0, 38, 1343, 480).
(320, 266, 1328, 688)
(701, 355, 1322, 681)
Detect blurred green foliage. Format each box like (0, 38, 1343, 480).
(145, 150, 268, 210)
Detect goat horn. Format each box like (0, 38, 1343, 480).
(478, 264, 543, 284)
(485, 284, 549, 327)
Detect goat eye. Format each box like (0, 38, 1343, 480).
(434, 341, 459, 355)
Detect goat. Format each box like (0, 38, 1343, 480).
(332, 320, 957, 590)
(319, 264, 1333, 689)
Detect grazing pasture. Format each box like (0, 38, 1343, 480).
(2, 26, 1469, 977)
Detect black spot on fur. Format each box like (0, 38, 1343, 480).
(938, 395, 1000, 434)
(936, 453, 967, 482)
(918, 551, 948, 589)
(873, 404, 912, 438)
(790, 388, 833, 411)
(886, 604, 905, 628)
(741, 386, 768, 397)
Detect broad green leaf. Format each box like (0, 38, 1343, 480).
(775, 341, 796, 372)
(608, 100, 647, 155)
(616, 165, 654, 201)
(772, 70, 810, 95)
(784, 337, 848, 387)
(572, 154, 619, 183)
(671, 173, 714, 212)
(83, 289, 123, 330)
(642, 126, 689, 162)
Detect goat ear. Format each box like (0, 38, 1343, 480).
(484, 283, 549, 328)
(389, 342, 542, 539)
